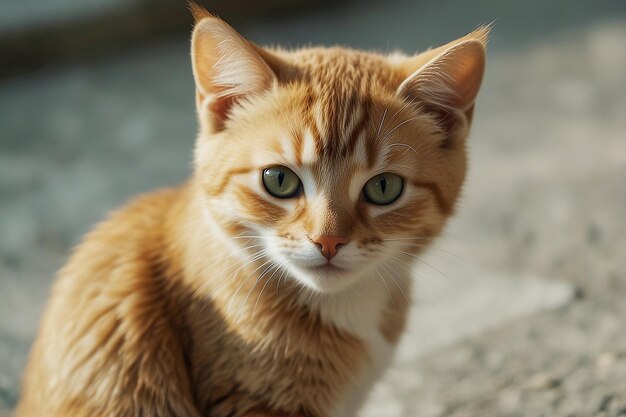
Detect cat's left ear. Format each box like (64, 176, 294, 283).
(190, 7, 277, 133)
(396, 27, 489, 144)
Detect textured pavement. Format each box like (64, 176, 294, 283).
(1, 0, 625, 415)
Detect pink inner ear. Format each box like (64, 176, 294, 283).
(395, 40, 486, 148)
(191, 17, 277, 133)
(446, 42, 486, 111)
(398, 40, 486, 113)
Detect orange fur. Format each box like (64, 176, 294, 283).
(18, 7, 488, 417)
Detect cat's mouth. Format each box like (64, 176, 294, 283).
(303, 263, 346, 275)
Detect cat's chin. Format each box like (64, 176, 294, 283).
(292, 264, 362, 294)
(305, 263, 346, 275)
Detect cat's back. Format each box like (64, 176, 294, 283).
(18, 185, 199, 417)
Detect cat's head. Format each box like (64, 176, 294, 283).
(190, 7, 488, 293)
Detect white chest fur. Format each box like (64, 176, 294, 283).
(306, 276, 405, 417)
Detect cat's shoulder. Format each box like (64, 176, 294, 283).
(52, 184, 190, 297)
(19, 184, 199, 417)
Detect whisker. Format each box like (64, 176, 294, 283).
(383, 242, 467, 268)
(296, 282, 308, 296)
(276, 263, 289, 294)
(251, 265, 281, 319)
(386, 241, 462, 257)
(378, 263, 411, 306)
(383, 235, 484, 244)
(241, 260, 280, 320)
(307, 289, 314, 304)
(190, 250, 256, 298)
(386, 100, 412, 129)
(375, 108, 388, 141)
(396, 250, 460, 292)
(381, 116, 422, 142)
(385, 142, 419, 158)
(373, 100, 413, 151)
(226, 257, 274, 314)
(374, 267, 396, 312)
(385, 253, 436, 291)
(204, 249, 271, 299)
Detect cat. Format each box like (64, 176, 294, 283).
(17, 5, 488, 417)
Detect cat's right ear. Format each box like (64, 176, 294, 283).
(190, 7, 277, 133)
(395, 27, 489, 146)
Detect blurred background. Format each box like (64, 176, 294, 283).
(1, 0, 625, 416)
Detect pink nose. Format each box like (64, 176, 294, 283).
(311, 235, 350, 260)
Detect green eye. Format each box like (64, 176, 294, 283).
(363, 173, 403, 205)
(262, 166, 302, 198)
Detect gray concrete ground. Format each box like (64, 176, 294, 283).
(1, 0, 625, 416)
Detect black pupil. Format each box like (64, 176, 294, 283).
(277, 171, 285, 187)
(380, 176, 387, 194)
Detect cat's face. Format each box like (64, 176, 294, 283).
(190, 11, 487, 293)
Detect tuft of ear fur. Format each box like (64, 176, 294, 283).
(396, 26, 490, 145)
(190, 7, 277, 132)
(188, 2, 212, 23)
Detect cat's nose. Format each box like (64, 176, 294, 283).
(311, 235, 350, 260)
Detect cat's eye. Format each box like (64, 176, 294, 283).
(363, 173, 404, 205)
(262, 166, 302, 198)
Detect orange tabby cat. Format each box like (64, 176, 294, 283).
(18, 6, 488, 417)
